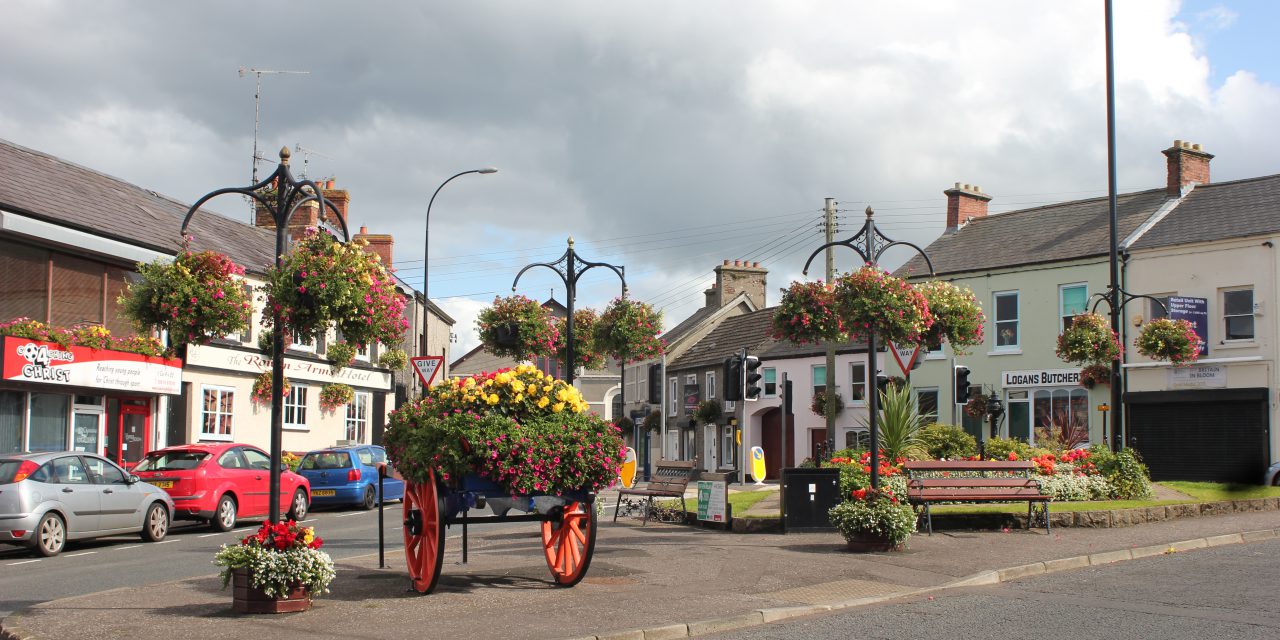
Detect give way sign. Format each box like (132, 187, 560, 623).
(411, 356, 445, 387)
(888, 342, 921, 376)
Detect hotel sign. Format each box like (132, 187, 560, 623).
(185, 344, 392, 390)
(1, 337, 182, 395)
(1002, 368, 1081, 388)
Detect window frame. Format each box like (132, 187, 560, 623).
(849, 362, 867, 405)
(811, 364, 827, 396)
(1222, 287, 1256, 342)
(763, 367, 777, 398)
(1059, 283, 1088, 332)
(993, 290, 1020, 350)
(668, 377, 678, 416)
(283, 384, 309, 430)
(199, 385, 235, 441)
(706, 371, 717, 400)
(346, 392, 371, 443)
(915, 387, 940, 423)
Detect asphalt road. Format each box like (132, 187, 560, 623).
(708, 537, 1280, 640)
(0, 503, 412, 617)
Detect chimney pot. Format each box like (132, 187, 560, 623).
(360, 225, 368, 234)
(723, 259, 730, 266)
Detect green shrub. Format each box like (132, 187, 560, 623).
(918, 423, 977, 460)
(836, 462, 908, 497)
(982, 436, 1034, 461)
(1106, 448, 1153, 499)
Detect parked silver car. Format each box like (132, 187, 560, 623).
(0, 451, 174, 556)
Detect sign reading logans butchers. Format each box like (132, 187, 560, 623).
(1001, 368, 1082, 388)
(1, 337, 182, 394)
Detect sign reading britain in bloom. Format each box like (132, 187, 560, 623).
(1, 336, 182, 394)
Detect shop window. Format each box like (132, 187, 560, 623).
(812, 365, 827, 396)
(916, 388, 939, 422)
(346, 392, 370, 442)
(0, 240, 48, 321)
(1223, 288, 1255, 341)
(763, 368, 777, 397)
(1060, 284, 1087, 331)
(200, 385, 234, 440)
(28, 393, 69, 452)
(849, 363, 867, 403)
(993, 291, 1019, 349)
(284, 385, 308, 429)
(1032, 388, 1089, 445)
(0, 391, 24, 453)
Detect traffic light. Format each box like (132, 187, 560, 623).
(723, 355, 744, 401)
(954, 365, 971, 404)
(876, 373, 891, 398)
(648, 363, 663, 403)
(744, 355, 763, 400)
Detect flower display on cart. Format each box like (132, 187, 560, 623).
(384, 364, 624, 496)
(554, 308, 606, 370)
(378, 346, 409, 371)
(914, 280, 985, 354)
(262, 228, 408, 348)
(593, 297, 665, 363)
(476, 295, 559, 361)
(119, 239, 252, 348)
(1135, 318, 1202, 366)
(772, 280, 842, 344)
(252, 371, 289, 406)
(833, 267, 933, 345)
(214, 519, 335, 599)
(319, 383, 354, 412)
(1055, 312, 1121, 365)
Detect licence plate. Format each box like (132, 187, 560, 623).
(312, 490, 336, 497)
(153, 481, 174, 489)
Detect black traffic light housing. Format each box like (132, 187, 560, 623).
(723, 355, 744, 402)
(648, 363, 663, 404)
(743, 355, 763, 400)
(954, 365, 971, 404)
(875, 373, 891, 398)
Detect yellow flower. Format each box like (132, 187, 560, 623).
(513, 393, 524, 403)
(543, 385, 553, 393)
(556, 389, 571, 402)
(482, 379, 494, 388)
(487, 393, 500, 405)
(463, 378, 477, 388)
(537, 397, 550, 408)
(509, 379, 525, 393)
(495, 372, 512, 385)
(303, 528, 315, 545)
(552, 402, 565, 413)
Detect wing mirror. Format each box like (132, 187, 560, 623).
(127, 474, 140, 485)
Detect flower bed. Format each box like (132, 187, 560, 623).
(214, 520, 334, 599)
(1135, 318, 1201, 365)
(384, 364, 624, 496)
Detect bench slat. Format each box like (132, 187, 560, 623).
(909, 489, 1047, 501)
(904, 461, 1033, 471)
(910, 478, 1038, 488)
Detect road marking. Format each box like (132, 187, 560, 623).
(299, 518, 317, 523)
(231, 528, 254, 534)
(335, 512, 364, 518)
(64, 551, 97, 558)
(154, 540, 177, 544)
(114, 545, 141, 551)
(198, 533, 224, 538)
(7, 559, 41, 565)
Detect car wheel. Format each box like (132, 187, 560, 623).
(362, 484, 378, 510)
(287, 489, 308, 521)
(32, 512, 66, 557)
(141, 502, 169, 542)
(212, 495, 237, 532)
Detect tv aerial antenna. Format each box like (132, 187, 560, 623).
(293, 143, 332, 179)
(238, 66, 309, 219)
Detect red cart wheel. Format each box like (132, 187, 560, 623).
(541, 500, 596, 586)
(403, 472, 446, 594)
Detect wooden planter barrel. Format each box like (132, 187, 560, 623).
(231, 568, 312, 614)
(843, 532, 904, 553)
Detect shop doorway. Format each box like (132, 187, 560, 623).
(760, 407, 795, 480)
(72, 395, 104, 454)
(114, 397, 151, 468)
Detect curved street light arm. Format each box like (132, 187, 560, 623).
(511, 261, 569, 292)
(801, 242, 869, 277)
(876, 241, 936, 276)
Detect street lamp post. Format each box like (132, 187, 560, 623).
(800, 207, 935, 490)
(422, 168, 497, 367)
(181, 146, 349, 523)
(512, 238, 626, 386)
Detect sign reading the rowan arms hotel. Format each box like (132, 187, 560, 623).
(1, 337, 182, 394)
(184, 344, 392, 390)
(1001, 368, 1082, 388)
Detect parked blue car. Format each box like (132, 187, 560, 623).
(296, 445, 404, 510)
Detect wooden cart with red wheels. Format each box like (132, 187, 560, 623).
(402, 469, 597, 594)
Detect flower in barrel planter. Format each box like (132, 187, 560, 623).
(914, 280, 985, 354)
(828, 486, 916, 551)
(476, 295, 559, 360)
(593, 297, 665, 363)
(214, 519, 335, 613)
(1135, 318, 1201, 366)
(119, 240, 252, 348)
(554, 308, 606, 370)
(1055, 312, 1121, 365)
(319, 383, 354, 412)
(833, 267, 933, 345)
(252, 371, 289, 406)
(772, 280, 842, 344)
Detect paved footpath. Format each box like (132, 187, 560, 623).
(3, 509, 1279, 640)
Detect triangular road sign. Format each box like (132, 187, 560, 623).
(888, 341, 922, 376)
(411, 356, 445, 387)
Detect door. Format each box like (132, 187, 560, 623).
(809, 428, 827, 462)
(72, 412, 101, 455)
(84, 455, 139, 531)
(117, 400, 151, 468)
(1006, 391, 1030, 441)
(703, 425, 717, 471)
(239, 448, 276, 515)
(760, 407, 795, 480)
(47, 455, 100, 533)
(1128, 389, 1269, 483)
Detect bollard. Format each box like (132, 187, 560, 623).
(377, 462, 386, 569)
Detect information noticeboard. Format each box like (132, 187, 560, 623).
(697, 480, 727, 522)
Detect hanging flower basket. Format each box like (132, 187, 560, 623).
(252, 371, 289, 406)
(965, 393, 989, 419)
(378, 347, 408, 371)
(326, 342, 357, 372)
(833, 267, 933, 345)
(1079, 363, 1111, 389)
(383, 365, 624, 496)
(772, 280, 843, 344)
(693, 399, 723, 425)
(1135, 318, 1202, 366)
(476, 295, 559, 361)
(319, 383, 354, 412)
(554, 308, 606, 370)
(810, 390, 845, 418)
(263, 228, 408, 348)
(119, 240, 252, 348)
(593, 297, 665, 363)
(914, 281, 985, 354)
(1055, 313, 1122, 365)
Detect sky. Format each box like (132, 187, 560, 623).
(2, 1, 1278, 358)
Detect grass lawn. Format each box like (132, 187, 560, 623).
(657, 490, 773, 515)
(929, 499, 1189, 515)
(1160, 481, 1280, 501)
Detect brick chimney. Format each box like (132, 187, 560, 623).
(354, 225, 394, 266)
(703, 282, 718, 308)
(254, 177, 351, 241)
(710, 259, 767, 308)
(319, 178, 351, 232)
(1163, 140, 1213, 197)
(944, 183, 991, 232)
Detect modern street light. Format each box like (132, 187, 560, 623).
(181, 146, 348, 523)
(422, 167, 497, 365)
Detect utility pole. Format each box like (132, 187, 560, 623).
(238, 67, 309, 221)
(823, 197, 838, 459)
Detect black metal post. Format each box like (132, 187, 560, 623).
(181, 146, 349, 523)
(378, 464, 385, 568)
(1104, 0, 1124, 452)
(512, 238, 626, 386)
(801, 207, 935, 490)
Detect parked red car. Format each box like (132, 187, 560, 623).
(132, 443, 310, 531)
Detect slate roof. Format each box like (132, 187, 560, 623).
(1129, 174, 1280, 250)
(896, 187, 1170, 278)
(668, 308, 776, 370)
(0, 137, 278, 271)
(661, 304, 718, 345)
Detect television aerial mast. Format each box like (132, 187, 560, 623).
(293, 143, 333, 179)
(238, 66, 309, 220)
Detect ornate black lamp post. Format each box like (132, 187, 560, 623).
(512, 237, 626, 386)
(801, 207, 935, 490)
(181, 146, 350, 523)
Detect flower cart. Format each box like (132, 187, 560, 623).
(385, 365, 624, 594)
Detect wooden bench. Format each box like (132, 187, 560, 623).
(903, 460, 1051, 535)
(613, 460, 696, 526)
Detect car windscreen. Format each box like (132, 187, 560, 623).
(134, 451, 209, 472)
(299, 452, 353, 470)
(0, 460, 25, 483)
